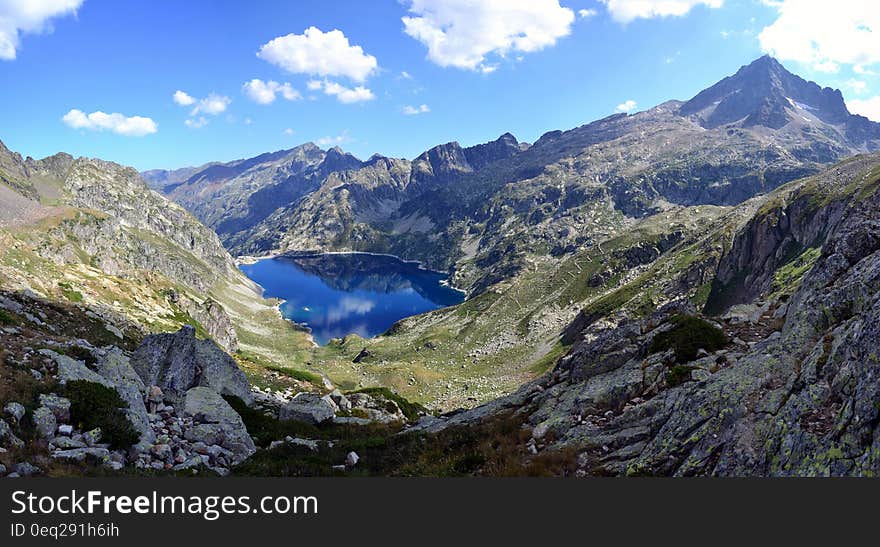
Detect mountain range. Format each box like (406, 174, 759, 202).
(144, 56, 880, 291)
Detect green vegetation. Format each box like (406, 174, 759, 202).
(58, 282, 83, 303)
(650, 314, 728, 363)
(232, 409, 577, 477)
(63, 380, 139, 449)
(234, 350, 324, 388)
(665, 365, 694, 387)
(772, 247, 822, 297)
(0, 309, 17, 325)
(528, 342, 568, 374)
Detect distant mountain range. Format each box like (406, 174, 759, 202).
(145, 56, 880, 293)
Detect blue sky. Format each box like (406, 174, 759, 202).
(1, 0, 878, 170)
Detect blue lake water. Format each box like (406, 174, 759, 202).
(239, 253, 465, 345)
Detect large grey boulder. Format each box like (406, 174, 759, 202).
(44, 349, 155, 445)
(32, 406, 57, 439)
(51, 448, 110, 464)
(38, 394, 70, 422)
(93, 348, 154, 445)
(48, 349, 113, 387)
(279, 393, 336, 425)
(131, 326, 252, 404)
(3, 402, 25, 424)
(0, 418, 24, 448)
(182, 387, 255, 464)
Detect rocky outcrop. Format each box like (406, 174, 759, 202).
(412, 155, 880, 476)
(130, 325, 252, 404)
(705, 155, 876, 313)
(46, 347, 155, 445)
(279, 393, 336, 425)
(170, 291, 238, 353)
(182, 387, 256, 464)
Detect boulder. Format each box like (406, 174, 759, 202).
(32, 406, 57, 439)
(38, 394, 71, 422)
(47, 348, 155, 445)
(131, 326, 252, 404)
(52, 448, 110, 463)
(0, 418, 24, 448)
(3, 402, 25, 424)
(83, 428, 102, 447)
(150, 444, 173, 463)
(94, 350, 154, 445)
(48, 350, 113, 387)
(182, 387, 255, 464)
(328, 390, 352, 411)
(11, 462, 40, 476)
(52, 436, 86, 449)
(173, 456, 204, 472)
(284, 437, 319, 451)
(279, 393, 336, 425)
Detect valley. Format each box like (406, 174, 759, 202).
(3, 55, 880, 476)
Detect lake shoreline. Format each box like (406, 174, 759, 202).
(237, 250, 468, 295)
(238, 252, 465, 345)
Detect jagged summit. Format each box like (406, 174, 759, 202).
(680, 55, 871, 136)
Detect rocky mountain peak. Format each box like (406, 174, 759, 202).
(413, 141, 473, 182)
(320, 146, 363, 173)
(680, 55, 854, 130)
(463, 132, 528, 170)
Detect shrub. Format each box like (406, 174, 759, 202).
(225, 395, 322, 446)
(650, 314, 728, 363)
(665, 365, 693, 387)
(0, 309, 16, 325)
(64, 380, 139, 449)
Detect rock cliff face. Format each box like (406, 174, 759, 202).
(412, 154, 880, 476)
(131, 326, 252, 404)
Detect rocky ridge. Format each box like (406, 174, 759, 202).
(408, 154, 880, 476)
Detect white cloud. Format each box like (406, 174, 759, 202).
(401, 0, 575, 72)
(62, 109, 157, 136)
(283, 128, 295, 136)
(257, 27, 378, 82)
(173, 91, 230, 127)
(600, 0, 723, 23)
(184, 117, 209, 129)
(190, 93, 231, 116)
(172, 90, 195, 106)
(579, 8, 598, 18)
(854, 64, 877, 76)
(316, 131, 351, 147)
(309, 80, 375, 104)
(848, 96, 880, 121)
(0, 0, 83, 60)
(846, 78, 868, 94)
(759, 1, 880, 73)
(403, 104, 430, 115)
(242, 79, 301, 104)
(399, 70, 413, 79)
(615, 99, 637, 113)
